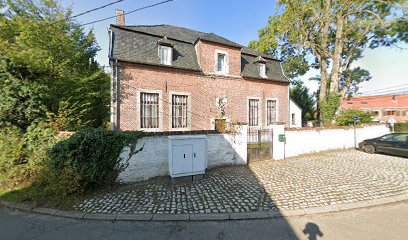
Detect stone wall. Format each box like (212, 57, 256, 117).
(283, 124, 390, 158)
(117, 125, 247, 182)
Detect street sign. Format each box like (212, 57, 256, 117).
(353, 116, 358, 122)
(279, 134, 286, 143)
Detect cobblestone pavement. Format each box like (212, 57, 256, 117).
(75, 150, 408, 214)
(251, 150, 408, 210)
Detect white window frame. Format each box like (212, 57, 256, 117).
(136, 89, 163, 132)
(265, 98, 279, 126)
(159, 45, 172, 65)
(247, 97, 262, 128)
(259, 63, 266, 78)
(214, 50, 229, 75)
(168, 91, 192, 131)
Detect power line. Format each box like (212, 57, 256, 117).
(80, 0, 174, 27)
(359, 83, 408, 94)
(69, 0, 125, 19)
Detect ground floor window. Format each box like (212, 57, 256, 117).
(172, 94, 188, 128)
(249, 99, 260, 126)
(291, 113, 296, 125)
(266, 100, 277, 125)
(140, 92, 159, 129)
(371, 111, 379, 116)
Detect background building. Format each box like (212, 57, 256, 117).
(341, 94, 408, 123)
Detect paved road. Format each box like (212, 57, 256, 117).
(1, 201, 407, 240)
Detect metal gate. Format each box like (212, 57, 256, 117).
(247, 128, 273, 163)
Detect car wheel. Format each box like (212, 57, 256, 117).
(364, 145, 376, 154)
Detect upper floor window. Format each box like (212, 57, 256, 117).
(217, 53, 226, 73)
(159, 45, 172, 65)
(259, 63, 266, 77)
(214, 50, 229, 74)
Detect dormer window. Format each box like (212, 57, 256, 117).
(255, 56, 267, 78)
(215, 50, 228, 74)
(158, 36, 174, 66)
(259, 63, 266, 77)
(159, 46, 172, 65)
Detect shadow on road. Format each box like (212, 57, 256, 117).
(303, 222, 324, 240)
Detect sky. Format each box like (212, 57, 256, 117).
(60, 0, 408, 95)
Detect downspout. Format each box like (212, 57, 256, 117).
(280, 62, 291, 127)
(110, 61, 115, 130)
(108, 28, 119, 130)
(115, 59, 119, 130)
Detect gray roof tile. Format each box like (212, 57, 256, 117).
(110, 24, 289, 83)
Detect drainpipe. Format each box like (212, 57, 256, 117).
(280, 62, 291, 127)
(115, 59, 119, 130)
(110, 61, 115, 130)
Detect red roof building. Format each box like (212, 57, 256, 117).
(341, 94, 408, 123)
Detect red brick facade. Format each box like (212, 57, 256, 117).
(111, 37, 289, 131)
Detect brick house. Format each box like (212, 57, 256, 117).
(109, 18, 290, 132)
(341, 94, 408, 123)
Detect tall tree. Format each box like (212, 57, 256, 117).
(0, 0, 109, 130)
(249, 0, 407, 124)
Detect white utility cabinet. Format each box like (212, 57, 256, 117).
(168, 135, 208, 178)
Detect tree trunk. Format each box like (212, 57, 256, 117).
(330, 14, 345, 94)
(318, 0, 331, 102)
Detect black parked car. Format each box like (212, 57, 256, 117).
(358, 133, 408, 157)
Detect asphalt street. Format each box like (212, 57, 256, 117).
(1, 201, 407, 240)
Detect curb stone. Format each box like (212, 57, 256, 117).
(32, 207, 58, 215)
(152, 213, 189, 221)
(116, 213, 153, 221)
(54, 210, 86, 219)
(189, 213, 229, 221)
(83, 213, 117, 221)
(1, 193, 408, 221)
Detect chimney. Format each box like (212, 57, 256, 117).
(115, 9, 125, 26)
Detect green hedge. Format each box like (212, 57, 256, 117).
(335, 109, 372, 126)
(48, 128, 143, 190)
(394, 123, 408, 132)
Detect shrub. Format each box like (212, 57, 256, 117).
(0, 126, 25, 187)
(335, 109, 372, 126)
(27, 166, 83, 206)
(0, 122, 57, 191)
(394, 123, 408, 132)
(319, 94, 341, 126)
(48, 128, 143, 190)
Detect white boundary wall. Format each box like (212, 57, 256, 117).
(284, 124, 389, 158)
(117, 125, 248, 182)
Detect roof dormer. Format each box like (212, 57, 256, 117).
(255, 56, 267, 78)
(158, 36, 174, 65)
